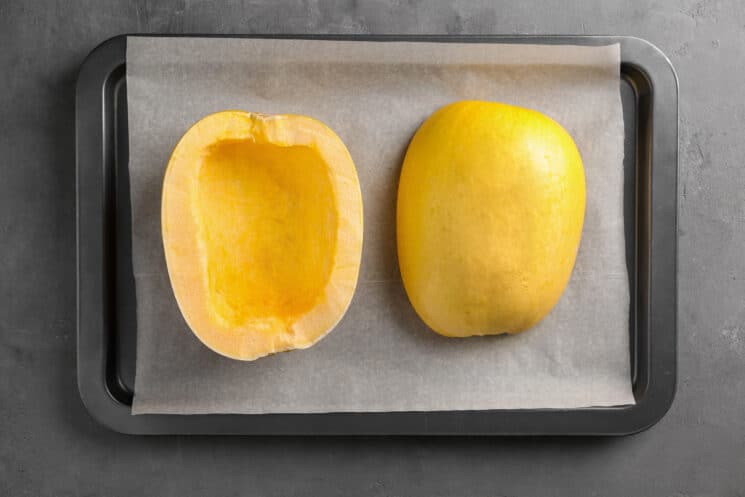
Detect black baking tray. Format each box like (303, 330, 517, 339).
(76, 34, 678, 435)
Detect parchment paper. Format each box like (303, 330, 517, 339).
(127, 37, 634, 414)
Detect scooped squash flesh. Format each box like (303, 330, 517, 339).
(162, 111, 363, 360)
(397, 101, 586, 337)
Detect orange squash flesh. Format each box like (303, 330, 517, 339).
(162, 111, 363, 360)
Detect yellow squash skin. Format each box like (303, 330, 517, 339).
(397, 101, 585, 337)
(162, 111, 363, 360)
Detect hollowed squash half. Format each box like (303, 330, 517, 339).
(162, 111, 363, 360)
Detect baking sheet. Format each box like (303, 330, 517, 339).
(126, 37, 634, 414)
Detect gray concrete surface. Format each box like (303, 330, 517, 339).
(1, 1, 743, 495)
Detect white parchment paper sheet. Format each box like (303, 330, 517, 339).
(126, 37, 634, 414)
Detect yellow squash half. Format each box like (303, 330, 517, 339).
(397, 101, 585, 337)
(162, 111, 363, 360)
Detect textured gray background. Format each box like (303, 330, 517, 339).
(0, 1, 742, 495)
